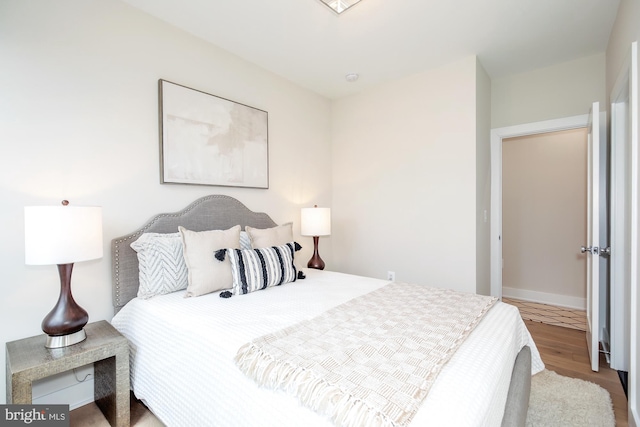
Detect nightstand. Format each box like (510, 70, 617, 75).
(6, 320, 130, 427)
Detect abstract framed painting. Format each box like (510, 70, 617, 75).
(158, 79, 269, 188)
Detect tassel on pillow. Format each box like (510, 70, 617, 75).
(214, 249, 226, 262)
(216, 249, 232, 297)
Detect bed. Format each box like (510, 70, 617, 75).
(110, 195, 544, 427)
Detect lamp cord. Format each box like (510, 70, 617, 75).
(73, 368, 93, 383)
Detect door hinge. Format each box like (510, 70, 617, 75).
(581, 246, 599, 255)
(580, 246, 611, 256)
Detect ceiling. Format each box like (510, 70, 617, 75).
(121, 0, 620, 99)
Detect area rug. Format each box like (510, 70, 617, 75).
(527, 369, 615, 427)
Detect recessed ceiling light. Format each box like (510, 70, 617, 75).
(345, 73, 359, 82)
(319, 0, 364, 14)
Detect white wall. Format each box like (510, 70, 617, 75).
(502, 129, 588, 308)
(331, 56, 480, 293)
(492, 53, 607, 128)
(0, 0, 332, 405)
(606, 0, 640, 94)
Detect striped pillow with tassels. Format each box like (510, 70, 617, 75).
(216, 243, 298, 297)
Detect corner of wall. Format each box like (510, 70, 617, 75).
(476, 59, 492, 296)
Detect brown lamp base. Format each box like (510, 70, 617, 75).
(307, 236, 325, 270)
(42, 263, 89, 348)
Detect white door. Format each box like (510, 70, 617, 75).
(608, 42, 638, 427)
(610, 51, 632, 373)
(583, 101, 602, 372)
(628, 40, 639, 427)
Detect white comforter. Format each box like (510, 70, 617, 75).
(111, 270, 544, 427)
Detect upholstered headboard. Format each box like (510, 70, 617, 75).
(111, 195, 277, 313)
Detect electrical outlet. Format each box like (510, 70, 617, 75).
(387, 271, 395, 281)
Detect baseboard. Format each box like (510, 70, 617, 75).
(502, 287, 586, 310)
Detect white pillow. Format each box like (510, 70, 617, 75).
(130, 232, 188, 299)
(245, 222, 294, 247)
(180, 225, 241, 297)
(245, 223, 304, 272)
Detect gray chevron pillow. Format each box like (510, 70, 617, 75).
(240, 231, 252, 250)
(131, 232, 189, 299)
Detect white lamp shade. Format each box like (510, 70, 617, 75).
(25, 205, 103, 265)
(301, 207, 331, 236)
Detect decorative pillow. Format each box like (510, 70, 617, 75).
(239, 230, 252, 250)
(245, 223, 304, 274)
(179, 225, 241, 297)
(130, 232, 188, 299)
(217, 243, 297, 297)
(245, 223, 293, 248)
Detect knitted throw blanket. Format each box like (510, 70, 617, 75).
(235, 282, 497, 427)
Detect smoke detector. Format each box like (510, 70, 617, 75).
(345, 73, 359, 82)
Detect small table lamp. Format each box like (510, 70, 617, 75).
(301, 205, 331, 270)
(24, 200, 103, 348)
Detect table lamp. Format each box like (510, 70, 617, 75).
(24, 200, 103, 348)
(300, 205, 331, 270)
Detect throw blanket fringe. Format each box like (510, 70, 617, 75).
(236, 344, 390, 427)
(235, 282, 497, 427)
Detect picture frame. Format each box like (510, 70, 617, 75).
(158, 79, 269, 188)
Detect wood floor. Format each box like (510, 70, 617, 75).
(526, 319, 628, 426)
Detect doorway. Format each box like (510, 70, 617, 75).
(490, 115, 590, 299)
(501, 129, 588, 310)
(491, 110, 612, 368)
